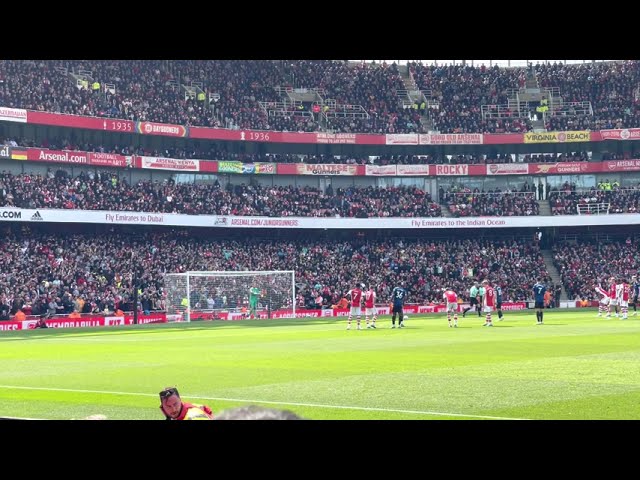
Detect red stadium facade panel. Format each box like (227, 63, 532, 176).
(0, 108, 610, 146)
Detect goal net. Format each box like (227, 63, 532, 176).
(163, 270, 295, 322)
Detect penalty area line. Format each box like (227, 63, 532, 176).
(0, 384, 527, 420)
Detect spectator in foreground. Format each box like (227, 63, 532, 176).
(215, 405, 304, 420)
(159, 387, 214, 420)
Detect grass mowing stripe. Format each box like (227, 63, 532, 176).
(0, 384, 526, 420)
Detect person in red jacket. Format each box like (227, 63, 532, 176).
(159, 387, 213, 420)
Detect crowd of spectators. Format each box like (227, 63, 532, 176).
(0, 172, 442, 218)
(548, 184, 640, 215)
(409, 60, 640, 134)
(409, 62, 532, 134)
(537, 61, 640, 131)
(440, 186, 539, 217)
(0, 231, 550, 321)
(9, 162, 640, 220)
(0, 60, 420, 134)
(552, 238, 640, 300)
(5, 60, 639, 136)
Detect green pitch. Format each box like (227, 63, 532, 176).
(1, 310, 639, 420)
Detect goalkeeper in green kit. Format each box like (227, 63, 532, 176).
(249, 286, 261, 319)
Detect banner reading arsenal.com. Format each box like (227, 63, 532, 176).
(28, 148, 89, 164)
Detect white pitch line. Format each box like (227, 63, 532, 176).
(0, 384, 526, 420)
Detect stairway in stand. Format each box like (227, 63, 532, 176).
(541, 249, 566, 301)
(537, 200, 551, 216)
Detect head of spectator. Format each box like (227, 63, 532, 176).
(215, 405, 304, 420)
(159, 386, 213, 420)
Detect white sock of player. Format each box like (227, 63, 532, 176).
(622, 306, 628, 319)
(454, 313, 458, 326)
(447, 312, 452, 326)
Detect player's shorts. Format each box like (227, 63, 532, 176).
(534, 301, 545, 309)
(469, 297, 478, 307)
(446, 302, 458, 313)
(392, 304, 403, 314)
(350, 306, 361, 316)
(619, 300, 628, 308)
(609, 298, 618, 306)
(632, 295, 638, 305)
(483, 306, 493, 313)
(496, 301, 502, 310)
(599, 296, 610, 306)
(365, 307, 376, 316)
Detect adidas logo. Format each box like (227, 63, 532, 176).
(30, 211, 43, 221)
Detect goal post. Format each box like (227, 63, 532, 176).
(163, 270, 296, 322)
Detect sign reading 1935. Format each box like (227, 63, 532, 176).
(103, 120, 135, 132)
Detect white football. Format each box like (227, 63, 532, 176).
(404, 315, 409, 320)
